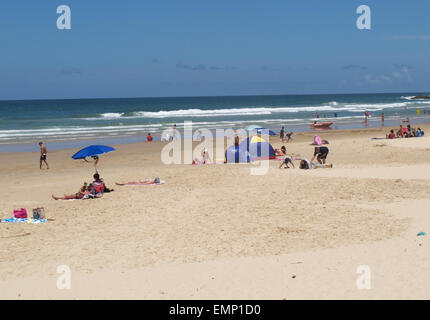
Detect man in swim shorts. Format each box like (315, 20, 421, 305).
(311, 146, 329, 164)
(39, 142, 50, 170)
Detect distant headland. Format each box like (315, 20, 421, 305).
(411, 95, 430, 100)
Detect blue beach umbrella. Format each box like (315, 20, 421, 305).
(72, 145, 116, 160)
(72, 145, 115, 172)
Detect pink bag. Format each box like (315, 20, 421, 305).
(14, 208, 28, 219)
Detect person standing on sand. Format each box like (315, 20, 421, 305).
(171, 124, 177, 141)
(234, 133, 240, 147)
(280, 126, 285, 142)
(39, 142, 50, 170)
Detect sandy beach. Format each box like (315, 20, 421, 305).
(1, 125, 430, 299)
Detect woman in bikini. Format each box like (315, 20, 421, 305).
(52, 183, 90, 200)
(115, 177, 161, 186)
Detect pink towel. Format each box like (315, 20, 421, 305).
(313, 135, 322, 146)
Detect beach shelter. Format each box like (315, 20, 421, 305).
(225, 145, 251, 163)
(239, 135, 276, 160)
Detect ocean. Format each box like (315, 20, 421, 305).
(1, 93, 430, 152)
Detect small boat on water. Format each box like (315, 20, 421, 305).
(310, 121, 333, 128)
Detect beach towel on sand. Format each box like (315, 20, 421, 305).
(1, 217, 48, 224)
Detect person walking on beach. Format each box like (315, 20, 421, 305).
(280, 126, 285, 142)
(39, 142, 50, 170)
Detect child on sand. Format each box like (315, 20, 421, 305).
(279, 156, 295, 169)
(387, 130, 396, 139)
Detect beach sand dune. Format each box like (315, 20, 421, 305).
(1, 126, 430, 299)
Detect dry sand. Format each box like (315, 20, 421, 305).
(1, 126, 430, 299)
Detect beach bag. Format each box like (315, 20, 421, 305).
(14, 208, 28, 219)
(32, 207, 45, 219)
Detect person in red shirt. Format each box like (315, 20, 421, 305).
(147, 133, 153, 142)
(387, 129, 396, 139)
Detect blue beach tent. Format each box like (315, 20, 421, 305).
(239, 136, 276, 160)
(225, 145, 251, 163)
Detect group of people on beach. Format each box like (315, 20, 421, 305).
(279, 126, 293, 142)
(387, 125, 425, 139)
(52, 173, 114, 200)
(276, 142, 332, 170)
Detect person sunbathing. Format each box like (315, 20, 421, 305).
(115, 177, 161, 185)
(275, 146, 287, 156)
(52, 183, 91, 200)
(192, 149, 212, 165)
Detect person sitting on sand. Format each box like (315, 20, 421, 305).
(311, 146, 329, 164)
(193, 149, 212, 165)
(387, 129, 396, 139)
(397, 125, 410, 138)
(416, 128, 425, 137)
(297, 158, 333, 170)
(115, 177, 161, 186)
(275, 146, 287, 156)
(92, 173, 114, 193)
(52, 183, 91, 200)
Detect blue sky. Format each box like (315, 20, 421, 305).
(0, 0, 429, 100)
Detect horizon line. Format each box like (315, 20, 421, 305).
(0, 90, 428, 103)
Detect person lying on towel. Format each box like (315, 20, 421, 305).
(52, 182, 91, 200)
(115, 177, 162, 186)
